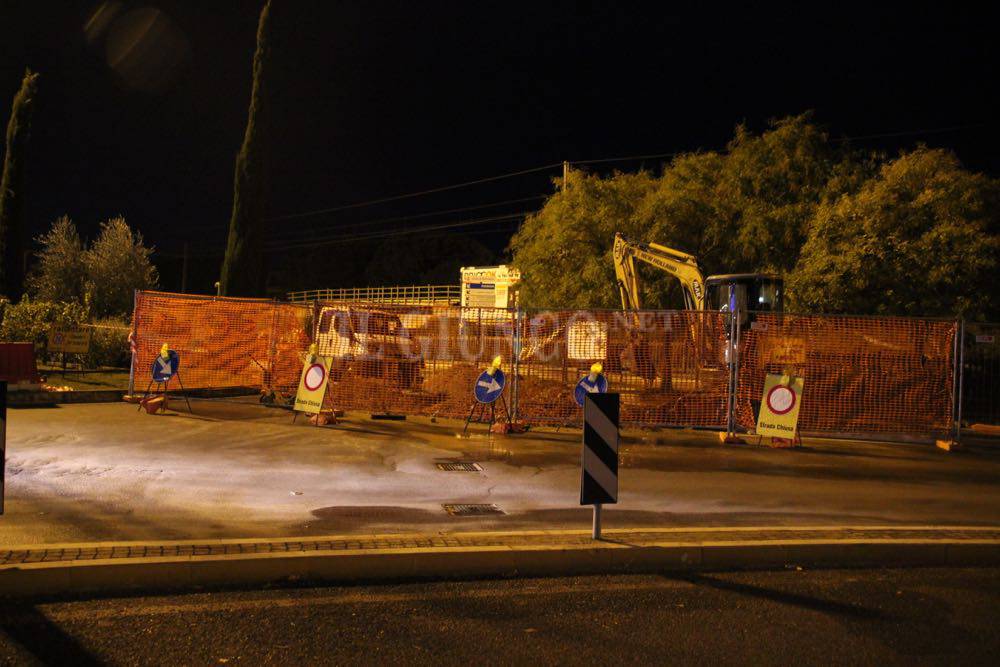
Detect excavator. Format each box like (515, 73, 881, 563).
(612, 232, 784, 396)
(612, 232, 783, 319)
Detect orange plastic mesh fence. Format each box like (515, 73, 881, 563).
(132, 291, 959, 438)
(313, 302, 514, 418)
(515, 309, 730, 427)
(735, 313, 957, 436)
(132, 291, 311, 396)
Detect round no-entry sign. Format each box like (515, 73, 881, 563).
(303, 363, 326, 391)
(766, 384, 796, 415)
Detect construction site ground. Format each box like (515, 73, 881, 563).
(2, 400, 999, 546)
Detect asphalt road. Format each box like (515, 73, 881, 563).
(1, 567, 998, 665)
(4, 402, 1000, 544)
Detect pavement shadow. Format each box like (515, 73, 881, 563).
(673, 572, 883, 619)
(0, 602, 101, 665)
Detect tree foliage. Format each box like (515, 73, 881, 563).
(510, 170, 656, 309)
(511, 114, 999, 319)
(83, 217, 158, 318)
(0, 298, 86, 346)
(27, 215, 86, 302)
(0, 69, 40, 299)
(789, 148, 1000, 318)
(220, 0, 273, 296)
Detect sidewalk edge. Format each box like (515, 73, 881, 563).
(2, 539, 998, 598)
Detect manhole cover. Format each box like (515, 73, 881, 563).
(443, 503, 505, 516)
(436, 462, 483, 472)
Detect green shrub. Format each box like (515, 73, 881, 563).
(80, 319, 130, 368)
(0, 298, 86, 347)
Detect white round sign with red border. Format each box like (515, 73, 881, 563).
(295, 355, 331, 415)
(303, 363, 326, 391)
(766, 383, 796, 415)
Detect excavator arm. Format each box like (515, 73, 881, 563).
(613, 233, 706, 310)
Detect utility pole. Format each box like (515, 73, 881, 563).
(181, 242, 189, 293)
(562, 160, 570, 191)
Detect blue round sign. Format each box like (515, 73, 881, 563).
(152, 350, 180, 382)
(574, 373, 608, 407)
(473, 368, 506, 404)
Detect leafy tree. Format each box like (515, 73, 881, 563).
(0, 298, 86, 346)
(220, 0, 273, 297)
(27, 216, 86, 303)
(0, 69, 40, 299)
(83, 217, 158, 318)
(788, 148, 1000, 319)
(510, 169, 656, 309)
(512, 114, 855, 309)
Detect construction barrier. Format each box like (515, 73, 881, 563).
(131, 291, 311, 398)
(131, 291, 960, 441)
(736, 313, 957, 438)
(314, 302, 514, 418)
(516, 309, 729, 428)
(963, 322, 1000, 427)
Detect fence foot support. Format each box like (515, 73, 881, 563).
(719, 432, 746, 445)
(936, 439, 961, 452)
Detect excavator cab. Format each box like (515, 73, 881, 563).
(705, 274, 783, 328)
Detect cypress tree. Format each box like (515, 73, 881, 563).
(0, 69, 40, 299)
(220, 1, 273, 296)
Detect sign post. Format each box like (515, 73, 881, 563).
(47, 329, 92, 355)
(574, 363, 608, 407)
(139, 344, 191, 413)
(48, 329, 92, 377)
(756, 373, 804, 443)
(462, 356, 511, 436)
(581, 392, 619, 540)
(1, 381, 6, 515)
(294, 349, 331, 418)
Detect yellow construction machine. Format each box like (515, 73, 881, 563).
(612, 232, 785, 394)
(612, 232, 783, 319)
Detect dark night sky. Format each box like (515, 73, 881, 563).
(1, 2, 996, 292)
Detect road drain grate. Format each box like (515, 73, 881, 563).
(436, 462, 483, 472)
(443, 503, 505, 516)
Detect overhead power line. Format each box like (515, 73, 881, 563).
(263, 211, 533, 253)
(264, 194, 547, 242)
(260, 122, 990, 226)
(264, 163, 562, 223)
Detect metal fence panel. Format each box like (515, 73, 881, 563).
(735, 313, 956, 437)
(962, 322, 1000, 426)
(314, 303, 514, 418)
(515, 309, 730, 428)
(132, 291, 310, 397)
(132, 291, 961, 440)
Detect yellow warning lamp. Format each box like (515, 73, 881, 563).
(159, 343, 170, 359)
(588, 362, 603, 383)
(486, 355, 502, 376)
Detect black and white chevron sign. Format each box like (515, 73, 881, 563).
(581, 392, 619, 506)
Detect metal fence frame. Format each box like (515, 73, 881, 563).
(287, 285, 461, 305)
(131, 291, 967, 443)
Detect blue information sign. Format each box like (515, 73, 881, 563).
(151, 350, 180, 382)
(574, 373, 608, 407)
(473, 368, 506, 403)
